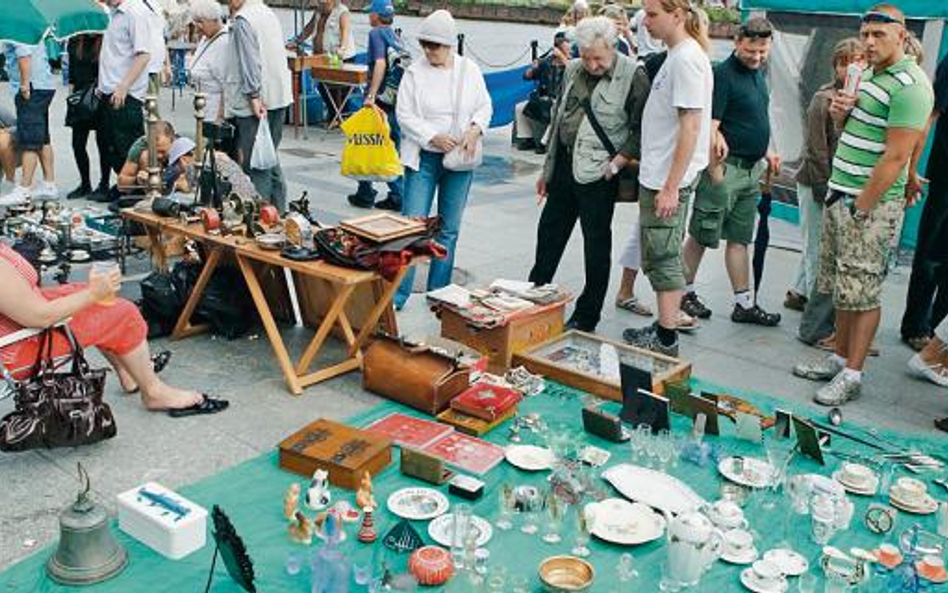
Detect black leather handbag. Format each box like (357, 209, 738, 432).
(65, 86, 100, 127)
(0, 327, 115, 452)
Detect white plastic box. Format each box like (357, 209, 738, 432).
(117, 482, 207, 560)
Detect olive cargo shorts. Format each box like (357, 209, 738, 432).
(639, 184, 694, 292)
(688, 159, 766, 248)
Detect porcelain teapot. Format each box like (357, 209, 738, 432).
(666, 508, 724, 586)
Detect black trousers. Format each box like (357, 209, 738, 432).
(901, 172, 948, 339)
(99, 95, 144, 174)
(71, 118, 110, 190)
(528, 146, 616, 329)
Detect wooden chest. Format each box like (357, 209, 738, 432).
(278, 419, 392, 490)
(440, 302, 565, 374)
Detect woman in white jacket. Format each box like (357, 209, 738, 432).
(394, 10, 492, 309)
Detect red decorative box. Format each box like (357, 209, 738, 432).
(449, 382, 522, 422)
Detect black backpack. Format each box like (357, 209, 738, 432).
(379, 36, 411, 106)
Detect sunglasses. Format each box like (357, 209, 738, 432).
(861, 11, 904, 25)
(419, 40, 445, 50)
(739, 26, 772, 39)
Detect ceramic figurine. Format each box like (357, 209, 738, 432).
(355, 471, 377, 511)
(358, 507, 377, 543)
(304, 469, 332, 511)
(288, 511, 313, 545)
(317, 508, 347, 545)
(284, 483, 300, 521)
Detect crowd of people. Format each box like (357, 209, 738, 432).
(0, 0, 945, 422)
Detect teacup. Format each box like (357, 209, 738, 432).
(749, 559, 784, 588)
(893, 477, 927, 505)
(875, 543, 902, 568)
(725, 528, 755, 558)
(918, 555, 947, 580)
(840, 463, 874, 488)
(709, 500, 748, 529)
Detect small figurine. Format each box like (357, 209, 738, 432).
(304, 469, 332, 511)
(288, 511, 313, 545)
(358, 507, 377, 543)
(355, 471, 377, 511)
(332, 500, 361, 523)
(284, 483, 300, 521)
(318, 508, 346, 545)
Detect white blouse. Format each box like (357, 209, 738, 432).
(188, 27, 230, 121)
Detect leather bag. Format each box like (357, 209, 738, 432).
(362, 334, 471, 415)
(65, 86, 100, 128)
(0, 327, 115, 452)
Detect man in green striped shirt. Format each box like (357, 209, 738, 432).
(793, 3, 933, 407)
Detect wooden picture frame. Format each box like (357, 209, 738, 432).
(339, 213, 425, 242)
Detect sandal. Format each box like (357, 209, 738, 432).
(616, 297, 653, 317)
(677, 310, 699, 332)
(120, 350, 174, 395)
(167, 394, 229, 418)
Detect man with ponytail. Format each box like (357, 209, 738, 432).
(622, 0, 713, 356)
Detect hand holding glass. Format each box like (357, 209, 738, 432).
(89, 261, 121, 305)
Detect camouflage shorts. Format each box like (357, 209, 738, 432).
(817, 197, 903, 311)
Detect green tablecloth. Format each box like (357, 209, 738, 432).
(2, 378, 946, 592)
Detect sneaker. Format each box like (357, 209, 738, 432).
(35, 181, 58, 199)
(677, 310, 699, 332)
(784, 290, 807, 312)
(67, 184, 92, 200)
(908, 353, 948, 387)
(622, 323, 679, 357)
(375, 196, 401, 212)
(731, 303, 781, 326)
(681, 292, 712, 319)
(793, 354, 844, 381)
(0, 185, 31, 207)
(814, 372, 862, 406)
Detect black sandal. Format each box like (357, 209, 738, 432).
(152, 350, 173, 374)
(731, 304, 781, 327)
(167, 394, 230, 418)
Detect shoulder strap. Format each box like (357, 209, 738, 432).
(580, 97, 617, 157)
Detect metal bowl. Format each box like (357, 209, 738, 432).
(255, 233, 285, 251)
(538, 556, 594, 593)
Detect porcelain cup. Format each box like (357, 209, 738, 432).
(750, 559, 783, 589)
(840, 463, 873, 488)
(724, 528, 754, 558)
(919, 555, 946, 579)
(876, 543, 901, 566)
(893, 477, 927, 505)
(709, 500, 747, 529)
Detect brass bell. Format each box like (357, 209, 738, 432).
(47, 463, 128, 585)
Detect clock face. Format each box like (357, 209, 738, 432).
(865, 506, 894, 534)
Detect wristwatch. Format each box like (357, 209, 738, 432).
(609, 162, 620, 177)
(849, 202, 870, 221)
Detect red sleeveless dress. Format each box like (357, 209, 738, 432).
(0, 243, 147, 379)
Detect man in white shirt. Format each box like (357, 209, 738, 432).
(97, 0, 152, 178)
(140, 0, 169, 86)
(622, 0, 713, 357)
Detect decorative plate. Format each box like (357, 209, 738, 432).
(427, 514, 492, 548)
(832, 471, 878, 496)
(889, 493, 938, 515)
(718, 457, 775, 489)
(505, 445, 555, 471)
(386, 488, 450, 521)
(740, 568, 788, 593)
(601, 464, 707, 515)
(763, 548, 809, 577)
(584, 498, 665, 545)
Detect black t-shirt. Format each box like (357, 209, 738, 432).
(926, 56, 948, 179)
(712, 53, 771, 161)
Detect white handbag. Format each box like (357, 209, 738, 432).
(442, 58, 483, 172)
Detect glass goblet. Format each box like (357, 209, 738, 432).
(572, 505, 593, 557)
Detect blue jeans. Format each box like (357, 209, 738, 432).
(354, 103, 403, 202)
(394, 150, 474, 308)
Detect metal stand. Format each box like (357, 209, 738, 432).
(144, 77, 162, 203)
(194, 88, 207, 166)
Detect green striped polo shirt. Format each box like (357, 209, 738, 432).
(828, 57, 933, 202)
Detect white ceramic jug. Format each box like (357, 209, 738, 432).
(666, 508, 724, 586)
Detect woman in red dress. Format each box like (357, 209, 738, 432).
(0, 243, 227, 417)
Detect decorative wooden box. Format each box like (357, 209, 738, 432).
(511, 330, 692, 402)
(279, 419, 392, 490)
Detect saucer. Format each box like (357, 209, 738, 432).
(740, 568, 788, 593)
(722, 546, 759, 565)
(763, 548, 809, 577)
(832, 470, 878, 496)
(505, 445, 555, 471)
(916, 562, 948, 584)
(889, 492, 938, 515)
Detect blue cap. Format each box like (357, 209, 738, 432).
(369, 0, 394, 17)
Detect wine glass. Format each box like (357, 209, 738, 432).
(543, 491, 564, 544)
(495, 483, 514, 531)
(572, 505, 593, 557)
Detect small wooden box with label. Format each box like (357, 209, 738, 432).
(440, 302, 565, 374)
(279, 419, 392, 490)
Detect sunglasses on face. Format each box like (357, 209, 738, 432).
(861, 11, 904, 25)
(420, 41, 444, 51)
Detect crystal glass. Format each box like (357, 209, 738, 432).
(572, 506, 593, 557)
(659, 561, 682, 592)
(657, 430, 674, 472)
(543, 492, 564, 544)
(797, 572, 817, 593)
(670, 434, 686, 469)
(352, 562, 371, 585)
(520, 501, 539, 535)
(486, 565, 508, 592)
(616, 552, 640, 583)
(285, 551, 302, 576)
(89, 260, 120, 305)
(474, 548, 489, 575)
(495, 483, 514, 531)
(509, 575, 529, 593)
(451, 504, 473, 568)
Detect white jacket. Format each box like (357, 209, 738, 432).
(396, 54, 492, 171)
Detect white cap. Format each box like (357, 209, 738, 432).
(168, 136, 196, 166)
(417, 9, 457, 47)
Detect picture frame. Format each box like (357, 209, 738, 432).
(339, 213, 425, 242)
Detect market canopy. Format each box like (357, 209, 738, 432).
(742, 0, 948, 19)
(0, 0, 109, 45)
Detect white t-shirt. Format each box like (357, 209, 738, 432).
(639, 37, 713, 191)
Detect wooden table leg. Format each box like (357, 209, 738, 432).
(350, 267, 407, 356)
(145, 225, 168, 272)
(170, 246, 221, 340)
(295, 283, 356, 375)
(236, 254, 304, 395)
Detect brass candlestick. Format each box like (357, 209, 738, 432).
(194, 86, 206, 165)
(144, 76, 161, 202)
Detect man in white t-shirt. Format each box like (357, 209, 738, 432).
(622, 0, 712, 357)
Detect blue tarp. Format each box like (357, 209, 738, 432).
(485, 64, 533, 128)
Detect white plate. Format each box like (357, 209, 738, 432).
(889, 493, 938, 515)
(763, 548, 809, 576)
(427, 513, 492, 548)
(805, 474, 847, 500)
(601, 464, 707, 516)
(722, 547, 759, 565)
(832, 471, 878, 496)
(584, 498, 666, 545)
(505, 445, 555, 471)
(741, 568, 788, 593)
(386, 488, 450, 521)
(719, 457, 775, 489)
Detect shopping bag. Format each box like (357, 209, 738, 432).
(250, 117, 279, 170)
(340, 107, 403, 182)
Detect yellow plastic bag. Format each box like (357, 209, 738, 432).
(340, 107, 403, 182)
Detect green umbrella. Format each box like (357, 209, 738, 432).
(0, 0, 109, 45)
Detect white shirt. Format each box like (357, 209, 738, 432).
(633, 10, 664, 58)
(323, 3, 356, 60)
(639, 38, 712, 191)
(189, 27, 229, 121)
(98, 0, 152, 101)
(140, 0, 166, 74)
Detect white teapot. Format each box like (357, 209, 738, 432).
(665, 508, 724, 586)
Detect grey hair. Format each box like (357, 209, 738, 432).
(575, 15, 617, 51)
(190, 0, 223, 22)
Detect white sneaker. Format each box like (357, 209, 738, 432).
(908, 354, 948, 387)
(0, 185, 31, 207)
(34, 181, 58, 199)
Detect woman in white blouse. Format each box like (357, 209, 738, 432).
(394, 10, 493, 309)
(188, 0, 230, 122)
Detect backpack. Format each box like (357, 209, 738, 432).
(378, 37, 411, 106)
